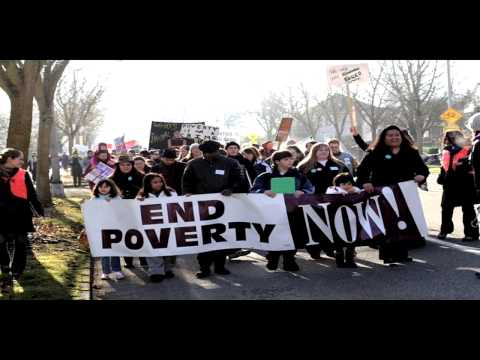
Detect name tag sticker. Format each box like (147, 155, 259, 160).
(330, 166, 339, 170)
(215, 169, 225, 175)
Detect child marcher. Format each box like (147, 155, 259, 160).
(326, 173, 362, 268)
(137, 173, 177, 282)
(251, 150, 314, 272)
(91, 179, 125, 280)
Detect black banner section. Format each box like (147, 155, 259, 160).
(285, 182, 425, 250)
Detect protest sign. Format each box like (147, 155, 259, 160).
(82, 181, 427, 257)
(275, 117, 293, 143)
(84, 162, 115, 185)
(327, 63, 370, 88)
(180, 124, 219, 141)
(149, 121, 204, 150)
(271, 177, 296, 194)
(114, 135, 127, 153)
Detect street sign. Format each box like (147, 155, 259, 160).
(441, 107, 463, 132)
(440, 107, 462, 122)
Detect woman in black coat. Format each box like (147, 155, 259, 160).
(296, 142, 350, 260)
(0, 148, 44, 286)
(110, 155, 146, 268)
(356, 125, 429, 264)
(437, 131, 478, 242)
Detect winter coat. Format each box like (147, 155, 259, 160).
(470, 133, 480, 200)
(356, 147, 429, 187)
(0, 167, 44, 234)
(182, 155, 243, 195)
(438, 145, 476, 207)
(298, 160, 350, 195)
(71, 157, 83, 177)
(110, 167, 145, 199)
(251, 167, 314, 194)
(151, 160, 186, 195)
(228, 154, 257, 190)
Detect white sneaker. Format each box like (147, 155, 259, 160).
(101, 273, 110, 280)
(114, 271, 125, 280)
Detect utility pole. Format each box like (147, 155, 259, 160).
(446, 60, 453, 108)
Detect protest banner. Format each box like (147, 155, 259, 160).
(82, 180, 427, 257)
(149, 121, 204, 150)
(84, 162, 115, 185)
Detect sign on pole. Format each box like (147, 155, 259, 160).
(275, 117, 293, 144)
(441, 107, 463, 132)
(327, 63, 370, 88)
(327, 63, 370, 130)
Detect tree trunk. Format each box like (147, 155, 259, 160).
(68, 134, 74, 156)
(36, 104, 54, 207)
(50, 124, 65, 198)
(6, 93, 35, 164)
(5, 61, 41, 164)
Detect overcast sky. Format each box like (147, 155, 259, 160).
(1, 60, 479, 147)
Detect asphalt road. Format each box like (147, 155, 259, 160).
(92, 176, 480, 300)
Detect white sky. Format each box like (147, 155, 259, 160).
(1, 60, 480, 147)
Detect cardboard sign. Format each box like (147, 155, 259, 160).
(84, 162, 115, 185)
(275, 117, 293, 143)
(327, 63, 370, 88)
(149, 121, 204, 150)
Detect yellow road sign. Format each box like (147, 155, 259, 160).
(441, 107, 462, 122)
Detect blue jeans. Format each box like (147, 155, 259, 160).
(101, 257, 121, 274)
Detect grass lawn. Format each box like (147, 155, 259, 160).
(1, 194, 91, 300)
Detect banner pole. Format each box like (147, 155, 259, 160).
(345, 83, 357, 128)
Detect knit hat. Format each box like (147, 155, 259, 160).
(162, 148, 177, 159)
(225, 141, 240, 149)
(467, 113, 480, 132)
(199, 140, 221, 154)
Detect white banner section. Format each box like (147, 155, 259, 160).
(82, 194, 295, 257)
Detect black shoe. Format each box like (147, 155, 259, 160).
(283, 261, 300, 272)
(266, 253, 279, 270)
(214, 268, 231, 275)
(476, 272, 480, 279)
(228, 250, 251, 260)
(462, 236, 479, 242)
(196, 270, 211, 279)
(344, 261, 358, 268)
(165, 270, 175, 279)
(324, 249, 335, 258)
(397, 257, 413, 263)
(149, 274, 165, 283)
(335, 250, 345, 268)
(383, 258, 397, 264)
(437, 232, 448, 240)
(0, 274, 13, 293)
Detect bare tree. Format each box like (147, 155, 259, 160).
(353, 62, 393, 140)
(0, 114, 8, 149)
(34, 60, 70, 206)
(0, 60, 42, 161)
(318, 92, 350, 142)
(252, 92, 288, 139)
(383, 60, 445, 151)
(286, 84, 324, 139)
(56, 72, 104, 155)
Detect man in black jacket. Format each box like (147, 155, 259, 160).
(182, 141, 242, 278)
(151, 148, 186, 195)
